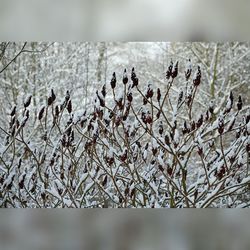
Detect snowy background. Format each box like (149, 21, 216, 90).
(0, 42, 249, 208)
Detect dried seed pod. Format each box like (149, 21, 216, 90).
(130, 188, 135, 198)
(0, 175, 5, 185)
(194, 189, 198, 201)
(110, 72, 116, 89)
(237, 95, 243, 111)
(11, 126, 16, 137)
(67, 100, 72, 113)
(123, 69, 128, 84)
(131, 68, 138, 88)
(131, 77, 138, 88)
(152, 147, 157, 156)
(216, 165, 225, 180)
(146, 84, 153, 99)
(24, 95, 32, 108)
(102, 175, 108, 187)
(218, 117, 224, 134)
(246, 113, 250, 124)
(127, 92, 133, 102)
(120, 149, 128, 162)
(41, 192, 46, 200)
(171, 61, 178, 79)
(106, 155, 114, 166)
(115, 117, 121, 127)
(51, 89, 56, 102)
(229, 155, 236, 164)
(61, 134, 67, 147)
(70, 130, 74, 143)
(197, 146, 203, 156)
(166, 60, 173, 80)
(146, 112, 152, 124)
(182, 121, 190, 134)
(116, 97, 123, 110)
(205, 110, 210, 121)
(157, 88, 161, 103)
(196, 114, 203, 129)
(167, 166, 173, 176)
(246, 143, 250, 155)
(177, 90, 183, 106)
(10, 106, 16, 116)
(229, 91, 234, 104)
(165, 134, 170, 145)
(191, 121, 196, 131)
(193, 66, 201, 86)
(124, 186, 130, 196)
(131, 67, 136, 81)
(143, 97, 148, 105)
(101, 84, 106, 97)
(186, 94, 192, 107)
(96, 91, 105, 107)
(185, 59, 192, 81)
(18, 174, 26, 189)
(38, 106, 45, 120)
(224, 91, 234, 114)
(65, 90, 70, 103)
(48, 96, 53, 106)
(55, 105, 60, 117)
(159, 122, 163, 135)
(209, 101, 214, 114)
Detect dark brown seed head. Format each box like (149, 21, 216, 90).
(111, 72, 116, 89)
(237, 95, 243, 111)
(185, 60, 192, 81)
(48, 96, 53, 106)
(171, 61, 178, 79)
(146, 84, 153, 99)
(166, 60, 173, 80)
(131, 67, 136, 81)
(10, 106, 16, 116)
(101, 84, 106, 97)
(157, 88, 161, 102)
(131, 77, 138, 88)
(67, 100, 72, 113)
(24, 95, 32, 108)
(55, 105, 60, 117)
(65, 90, 70, 102)
(123, 69, 128, 84)
(218, 117, 224, 135)
(193, 66, 201, 86)
(51, 89, 56, 102)
(38, 106, 45, 120)
(127, 92, 133, 102)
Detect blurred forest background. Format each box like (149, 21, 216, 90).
(0, 42, 249, 129)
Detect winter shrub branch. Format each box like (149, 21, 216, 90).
(0, 61, 249, 207)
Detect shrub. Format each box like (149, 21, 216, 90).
(0, 63, 249, 207)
